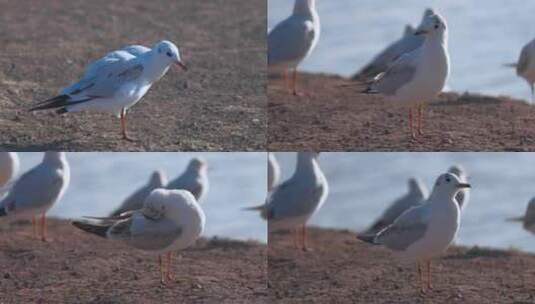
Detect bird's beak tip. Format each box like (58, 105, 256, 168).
(415, 30, 427, 36)
(176, 61, 188, 71)
(458, 183, 471, 189)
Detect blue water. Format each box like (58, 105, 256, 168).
(268, 0, 535, 102)
(275, 152, 535, 253)
(11, 153, 267, 243)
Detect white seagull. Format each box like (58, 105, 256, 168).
(0, 152, 19, 188)
(365, 12, 449, 139)
(357, 173, 470, 293)
(268, 152, 281, 192)
(72, 189, 205, 284)
(245, 152, 328, 251)
(506, 38, 535, 102)
(268, 0, 320, 95)
(0, 152, 70, 241)
(110, 170, 168, 216)
(364, 177, 428, 235)
(29, 40, 187, 141)
(506, 198, 535, 234)
(355, 8, 435, 79)
(167, 158, 209, 203)
(448, 165, 470, 211)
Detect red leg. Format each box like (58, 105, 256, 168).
(32, 216, 37, 239)
(166, 252, 174, 282)
(292, 68, 298, 96)
(120, 108, 134, 141)
(159, 255, 166, 284)
(427, 260, 433, 290)
(418, 103, 424, 136)
(302, 225, 309, 251)
(409, 107, 415, 139)
(40, 214, 47, 242)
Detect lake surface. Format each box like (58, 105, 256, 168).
(268, 0, 535, 102)
(11, 153, 267, 243)
(274, 152, 535, 253)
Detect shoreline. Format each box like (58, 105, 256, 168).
(0, 219, 268, 303)
(268, 72, 535, 151)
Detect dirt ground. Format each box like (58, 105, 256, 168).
(268, 227, 535, 304)
(268, 73, 535, 151)
(0, 0, 266, 151)
(0, 219, 267, 304)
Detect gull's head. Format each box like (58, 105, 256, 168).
(188, 157, 208, 172)
(298, 151, 320, 160)
(433, 173, 471, 200)
(43, 151, 67, 163)
(143, 188, 196, 220)
(154, 40, 187, 71)
(448, 165, 468, 181)
(415, 13, 447, 38)
(294, 0, 316, 15)
(408, 177, 423, 192)
(149, 170, 167, 187)
(404, 24, 416, 37)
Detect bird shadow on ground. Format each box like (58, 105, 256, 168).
(189, 237, 261, 252)
(431, 96, 503, 107)
(443, 246, 512, 260)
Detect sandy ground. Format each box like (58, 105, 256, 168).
(268, 227, 535, 304)
(268, 73, 535, 151)
(0, 0, 266, 151)
(0, 219, 267, 304)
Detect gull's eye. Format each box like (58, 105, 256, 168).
(166, 51, 173, 57)
(445, 177, 451, 183)
(434, 24, 440, 29)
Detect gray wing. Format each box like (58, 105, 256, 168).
(108, 214, 182, 251)
(121, 45, 151, 57)
(62, 57, 144, 100)
(267, 178, 325, 220)
(268, 16, 315, 66)
(375, 204, 430, 251)
(372, 51, 419, 96)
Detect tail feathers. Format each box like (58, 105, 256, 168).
(29, 95, 70, 111)
(503, 63, 518, 68)
(242, 205, 265, 212)
(363, 220, 386, 235)
(72, 220, 110, 238)
(506, 216, 524, 222)
(356, 233, 380, 245)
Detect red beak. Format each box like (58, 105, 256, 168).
(176, 61, 188, 71)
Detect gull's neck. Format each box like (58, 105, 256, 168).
(424, 31, 448, 49)
(142, 51, 171, 83)
(293, 153, 320, 179)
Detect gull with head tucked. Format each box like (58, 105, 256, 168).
(364, 12, 449, 139)
(72, 189, 205, 285)
(268, 0, 320, 95)
(506, 38, 535, 102)
(358, 173, 470, 293)
(29, 40, 187, 141)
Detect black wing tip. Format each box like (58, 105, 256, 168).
(71, 220, 109, 238)
(0, 207, 6, 217)
(29, 95, 70, 112)
(356, 233, 379, 245)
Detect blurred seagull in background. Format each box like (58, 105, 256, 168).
(505, 38, 535, 102)
(167, 158, 209, 203)
(354, 8, 435, 80)
(72, 189, 205, 285)
(0, 152, 19, 188)
(506, 198, 535, 234)
(448, 165, 470, 211)
(364, 177, 428, 235)
(268, 153, 281, 192)
(268, 0, 320, 95)
(0, 152, 70, 242)
(357, 173, 470, 293)
(364, 12, 450, 139)
(245, 152, 328, 251)
(110, 170, 168, 216)
(29, 40, 188, 141)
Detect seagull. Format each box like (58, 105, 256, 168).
(364, 12, 449, 139)
(29, 40, 188, 141)
(268, 153, 281, 192)
(245, 152, 328, 251)
(364, 177, 428, 235)
(72, 189, 205, 284)
(354, 8, 435, 80)
(167, 158, 209, 203)
(505, 38, 535, 102)
(0, 152, 70, 241)
(109, 170, 168, 216)
(0, 152, 19, 188)
(268, 0, 320, 95)
(448, 165, 470, 211)
(506, 198, 535, 234)
(357, 173, 470, 293)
